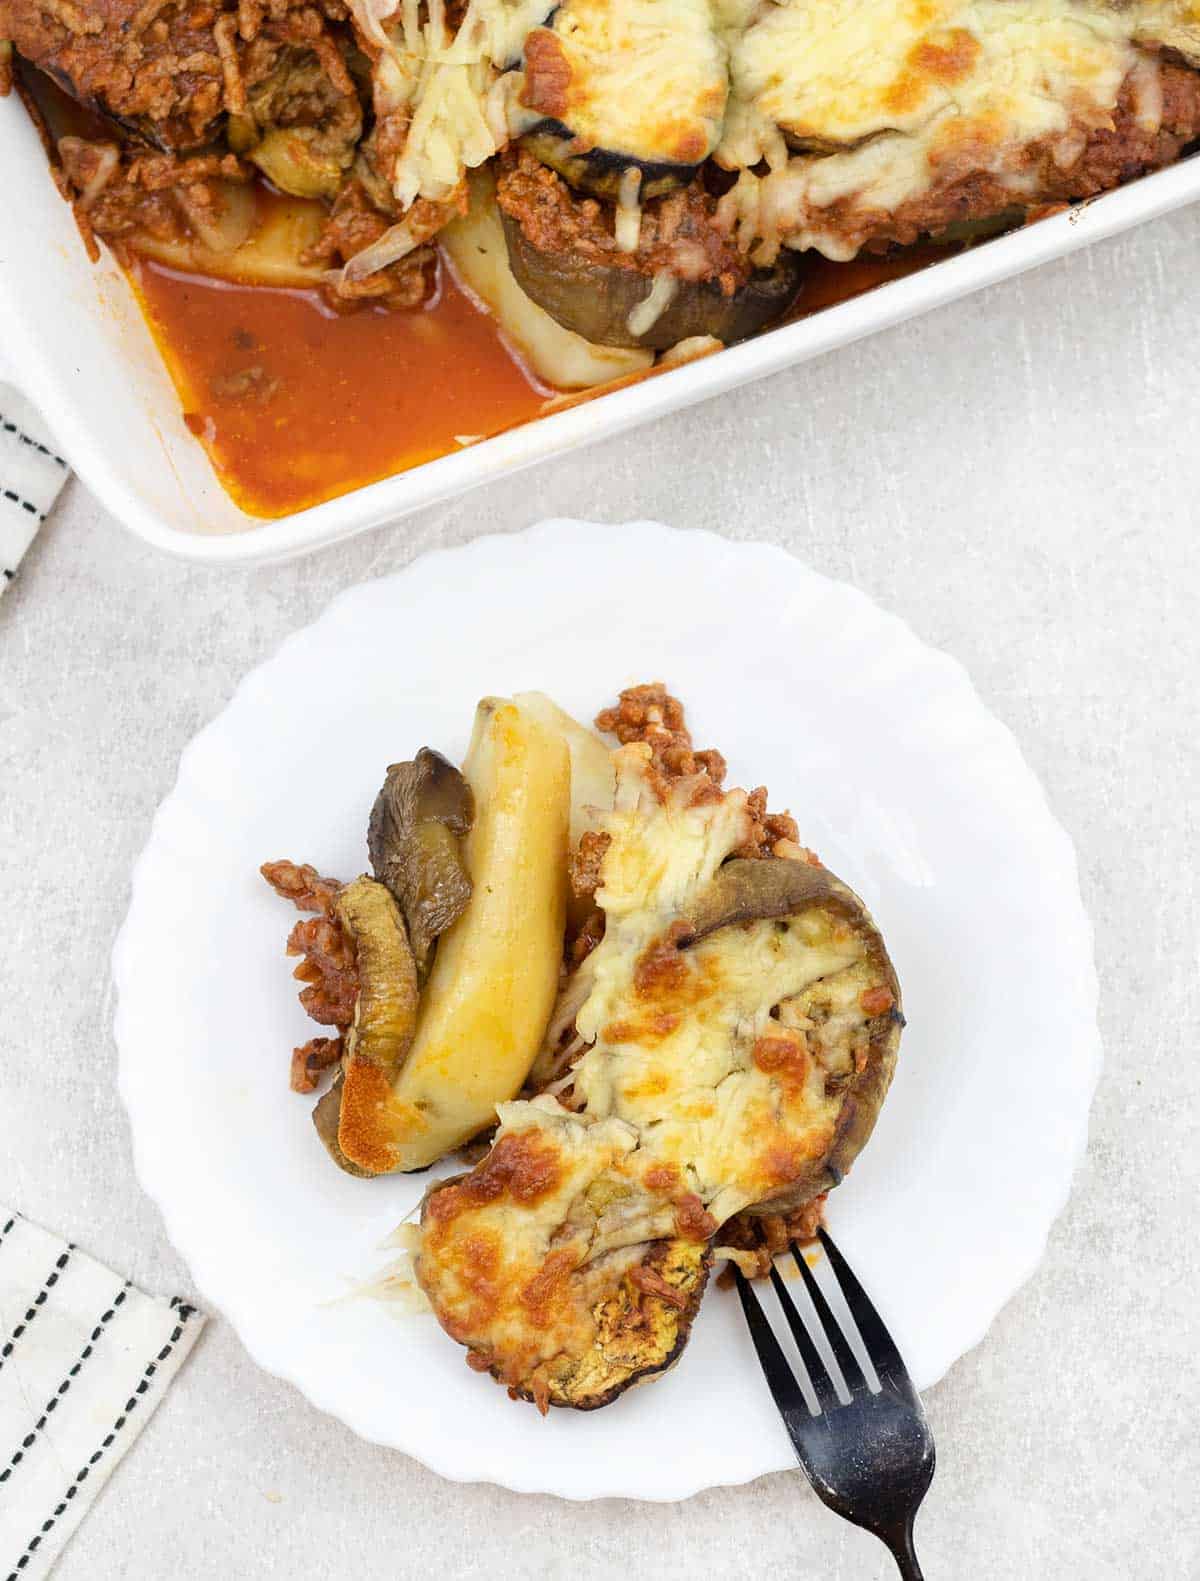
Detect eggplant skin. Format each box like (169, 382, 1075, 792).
(367, 748, 474, 981)
(735, 861, 904, 1218)
(521, 123, 698, 201)
(501, 210, 805, 350)
(487, 1240, 711, 1412)
(673, 851, 903, 1215)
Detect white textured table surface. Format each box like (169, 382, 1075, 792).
(2, 207, 1199, 1580)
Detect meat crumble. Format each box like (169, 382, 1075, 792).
(497, 149, 751, 294)
(261, 859, 358, 1088)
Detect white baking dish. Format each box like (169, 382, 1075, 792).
(2, 89, 1198, 565)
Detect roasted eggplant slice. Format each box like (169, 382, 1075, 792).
(416, 742, 901, 1407)
(329, 876, 421, 1177)
(416, 1104, 713, 1411)
(519, 0, 727, 198)
(442, 172, 654, 386)
(502, 209, 804, 348)
(368, 748, 474, 980)
(4, 0, 224, 152)
(520, 126, 693, 203)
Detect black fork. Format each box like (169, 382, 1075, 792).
(735, 1228, 935, 1579)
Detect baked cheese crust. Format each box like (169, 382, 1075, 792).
(353, 0, 1200, 261)
(416, 743, 900, 1408)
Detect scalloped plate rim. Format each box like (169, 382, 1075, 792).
(113, 518, 1102, 1501)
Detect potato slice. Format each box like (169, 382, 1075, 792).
(512, 691, 616, 849)
(340, 698, 570, 1173)
(130, 192, 327, 287)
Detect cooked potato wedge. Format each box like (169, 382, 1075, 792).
(512, 691, 616, 849)
(130, 191, 327, 287)
(339, 697, 570, 1173)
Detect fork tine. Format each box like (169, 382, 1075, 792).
(768, 1263, 843, 1411)
(816, 1228, 907, 1386)
(734, 1270, 816, 1434)
(790, 1243, 868, 1394)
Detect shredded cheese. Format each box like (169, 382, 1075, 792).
(625, 270, 678, 336)
(615, 166, 643, 252)
(361, 0, 558, 214)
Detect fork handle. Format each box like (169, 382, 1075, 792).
(880, 1517, 924, 1580)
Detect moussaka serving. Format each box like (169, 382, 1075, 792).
(5, 0, 1199, 508)
(262, 685, 904, 1411)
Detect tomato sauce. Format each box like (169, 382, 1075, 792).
(795, 245, 948, 315)
(130, 237, 948, 518)
(131, 257, 553, 519)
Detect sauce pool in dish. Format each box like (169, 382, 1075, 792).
(130, 241, 941, 519)
(132, 257, 553, 520)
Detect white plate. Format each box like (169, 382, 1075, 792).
(114, 519, 1100, 1500)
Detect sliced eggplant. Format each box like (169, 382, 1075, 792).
(520, 126, 698, 203)
(677, 855, 866, 946)
(331, 876, 422, 1178)
(367, 749, 475, 980)
(442, 172, 653, 386)
(676, 853, 903, 1216)
(415, 1106, 714, 1411)
(929, 208, 1025, 245)
(502, 209, 805, 349)
(519, 0, 727, 198)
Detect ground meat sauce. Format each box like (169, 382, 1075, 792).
(496, 148, 752, 293)
(0, 0, 352, 147)
(299, 179, 453, 310)
(290, 1034, 343, 1093)
(58, 138, 250, 246)
(717, 1197, 829, 1283)
(568, 829, 611, 903)
(261, 859, 359, 1087)
(595, 682, 727, 785)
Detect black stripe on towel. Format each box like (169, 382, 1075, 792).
(0, 415, 68, 469)
(1, 489, 44, 521)
(0, 1248, 73, 1373)
(0, 1285, 130, 1486)
(4, 1303, 196, 1581)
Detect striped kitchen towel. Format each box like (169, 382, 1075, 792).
(0, 1210, 205, 1581)
(0, 390, 70, 596)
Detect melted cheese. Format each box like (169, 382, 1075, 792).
(357, 0, 1200, 255)
(626, 271, 679, 335)
(719, 0, 1200, 261)
(615, 166, 644, 251)
(358, 0, 556, 207)
(530, 0, 729, 167)
(570, 749, 863, 1219)
(418, 745, 894, 1394)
